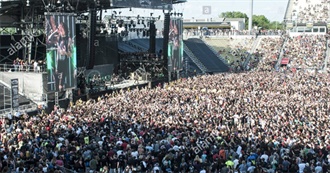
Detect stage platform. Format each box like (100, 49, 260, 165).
(0, 72, 47, 103)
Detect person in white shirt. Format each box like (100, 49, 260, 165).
(34, 61, 38, 72)
(298, 162, 306, 173)
(260, 152, 269, 163)
(315, 163, 322, 173)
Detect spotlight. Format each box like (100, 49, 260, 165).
(26, 0, 30, 6)
(57, 0, 61, 4)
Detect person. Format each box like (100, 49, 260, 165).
(56, 21, 72, 91)
(134, 72, 139, 84)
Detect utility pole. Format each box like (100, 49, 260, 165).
(249, 0, 253, 33)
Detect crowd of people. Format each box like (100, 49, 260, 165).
(252, 36, 286, 71)
(183, 29, 283, 38)
(282, 34, 327, 69)
(1, 69, 330, 173)
(0, 58, 46, 73)
(292, 0, 329, 23)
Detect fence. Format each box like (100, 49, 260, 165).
(0, 64, 46, 73)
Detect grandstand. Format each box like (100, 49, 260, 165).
(204, 36, 255, 70)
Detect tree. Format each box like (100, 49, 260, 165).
(219, 11, 249, 29)
(252, 15, 270, 29)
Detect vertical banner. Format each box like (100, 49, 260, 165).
(11, 79, 19, 110)
(45, 13, 77, 92)
(168, 17, 183, 72)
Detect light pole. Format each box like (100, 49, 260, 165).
(249, 0, 253, 33)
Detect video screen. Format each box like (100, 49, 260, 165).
(45, 13, 77, 91)
(168, 17, 183, 72)
(112, 0, 172, 10)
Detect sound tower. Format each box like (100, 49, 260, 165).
(163, 13, 170, 80)
(86, 6, 97, 69)
(149, 20, 156, 54)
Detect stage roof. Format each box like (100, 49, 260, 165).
(0, 0, 186, 27)
(0, 0, 187, 16)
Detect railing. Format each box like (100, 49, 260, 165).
(125, 41, 145, 52)
(0, 64, 47, 73)
(276, 36, 289, 69)
(183, 43, 208, 73)
(0, 103, 38, 117)
(323, 38, 330, 71)
(243, 37, 262, 70)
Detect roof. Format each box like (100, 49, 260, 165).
(0, 0, 187, 27)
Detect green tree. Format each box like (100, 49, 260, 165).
(252, 15, 270, 29)
(219, 11, 249, 29)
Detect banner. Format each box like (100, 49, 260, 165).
(45, 13, 77, 92)
(168, 17, 183, 72)
(11, 79, 19, 110)
(306, 22, 313, 28)
(112, 0, 172, 10)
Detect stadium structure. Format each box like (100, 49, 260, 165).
(0, 0, 329, 117)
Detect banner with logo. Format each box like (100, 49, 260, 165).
(11, 79, 19, 110)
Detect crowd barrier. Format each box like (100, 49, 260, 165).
(0, 64, 46, 73)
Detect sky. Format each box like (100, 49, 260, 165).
(104, 0, 289, 22)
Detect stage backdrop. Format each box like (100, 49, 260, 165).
(168, 17, 183, 72)
(45, 13, 77, 92)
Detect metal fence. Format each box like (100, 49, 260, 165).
(0, 64, 46, 73)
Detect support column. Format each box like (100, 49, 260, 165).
(163, 13, 170, 82)
(86, 6, 97, 69)
(149, 20, 156, 54)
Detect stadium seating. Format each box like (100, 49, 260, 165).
(184, 38, 229, 72)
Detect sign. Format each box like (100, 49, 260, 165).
(203, 6, 211, 15)
(11, 79, 19, 110)
(306, 22, 313, 28)
(286, 22, 293, 29)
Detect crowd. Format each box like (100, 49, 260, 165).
(282, 34, 327, 69)
(1, 69, 330, 173)
(184, 29, 283, 38)
(252, 36, 286, 71)
(0, 58, 46, 73)
(292, 0, 329, 23)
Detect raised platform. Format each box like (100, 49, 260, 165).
(0, 72, 47, 104)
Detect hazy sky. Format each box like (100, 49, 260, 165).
(105, 0, 289, 22)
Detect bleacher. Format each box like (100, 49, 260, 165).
(253, 36, 285, 71)
(282, 34, 327, 69)
(204, 37, 255, 70)
(289, 0, 329, 23)
(184, 38, 229, 73)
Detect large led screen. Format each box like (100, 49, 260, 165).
(168, 17, 183, 72)
(45, 13, 77, 91)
